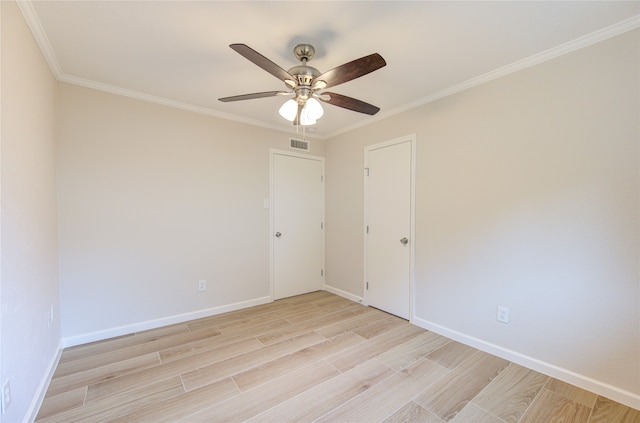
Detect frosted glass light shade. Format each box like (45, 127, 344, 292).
(278, 99, 298, 121)
(279, 98, 323, 125)
(305, 98, 324, 120)
(299, 113, 316, 126)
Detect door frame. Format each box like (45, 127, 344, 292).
(363, 134, 416, 321)
(269, 149, 325, 300)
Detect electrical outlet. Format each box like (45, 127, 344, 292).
(198, 280, 207, 292)
(2, 380, 11, 414)
(497, 306, 510, 324)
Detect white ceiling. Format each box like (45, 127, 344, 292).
(22, 1, 640, 139)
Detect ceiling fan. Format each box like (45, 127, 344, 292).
(219, 43, 386, 126)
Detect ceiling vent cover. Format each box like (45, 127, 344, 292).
(289, 138, 310, 152)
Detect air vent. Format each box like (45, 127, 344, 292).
(289, 138, 310, 152)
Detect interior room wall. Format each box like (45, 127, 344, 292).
(57, 83, 323, 344)
(324, 29, 639, 407)
(1, 2, 61, 422)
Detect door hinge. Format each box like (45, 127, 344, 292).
(321, 175, 324, 182)
(321, 222, 324, 230)
(321, 269, 324, 277)
(366, 225, 369, 234)
(366, 282, 369, 289)
(365, 168, 370, 176)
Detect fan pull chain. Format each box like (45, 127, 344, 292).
(294, 121, 308, 141)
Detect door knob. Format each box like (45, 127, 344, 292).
(400, 237, 408, 245)
(275, 232, 282, 238)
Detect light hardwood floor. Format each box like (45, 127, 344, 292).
(36, 291, 639, 422)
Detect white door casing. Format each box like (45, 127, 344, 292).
(364, 135, 416, 320)
(270, 150, 324, 300)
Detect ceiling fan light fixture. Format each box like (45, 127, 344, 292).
(305, 98, 324, 120)
(299, 110, 316, 126)
(279, 98, 323, 125)
(278, 99, 298, 121)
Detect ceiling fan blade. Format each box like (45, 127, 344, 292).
(229, 44, 295, 82)
(218, 91, 290, 102)
(315, 53, 386, 89)
(320, 92, 381, 115)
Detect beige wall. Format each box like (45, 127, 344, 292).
(57, 83, 323, 342)
(325, 30, 639, 406)
(1, 1, 61, 421)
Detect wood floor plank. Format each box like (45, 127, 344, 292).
(316, 358, 449, 422)
(310, 294, 353, 307)
(185, 313, 246, 332)
(305, 295, 359, 313)
(328, 322, 425, 372)
(426, 339, 478, 370)
(216, 315, 293, 334)
(282, 290, 333, 304)
(472, 363, 548, 423)
(58, 324, 189, 364)
(214, 303, 311, 332)
(376, 330, 451, 371)
(233, 331, 365, 391)
(159, 318, 291, 363)
(381, 401, 445, 423)
(589, 396, 640, 423)
(415, 351, 510, 421)
(46, 352, 161, 397)
(256, 308, 357, 345)
(180, 331, 326, 392)
(36, 377, 184, 423)
(181, 360, 339, 422)
(35, 386, 86, 421)
(519, 388, 592, 423)
(247, 359, 395, 423)
(315, 306, 388, 338)
(107, 377, 239, 423)
(185, 300, 294, 331)
(58, 334, 135, 364)
(84, 337, 262, 402)
(276, 296, 362, 324)
(280, 304, 340, 324)
(54, 327, 221, 377)
(352, 314, 405, 339)
(450, 402, 506, 423)
(545, 377, 598, 408)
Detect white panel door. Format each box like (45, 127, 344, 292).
(272, 152, 324, 299)
(365, 138, 414, 319)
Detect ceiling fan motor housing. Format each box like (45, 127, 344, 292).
(288, 65, 320, 86)
(288, 45, 321, 102)
(289, 43, 321, 94)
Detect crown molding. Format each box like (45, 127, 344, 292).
(57, 73, 303, 136)
(326, 14, 640, 139)
(18, 1, 639, 141)
(17, 0, 63, 78)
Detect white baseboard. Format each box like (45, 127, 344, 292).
(62, 296, 272, 348)
(323, 284, 363, 304)
(412, 316, 640, 411)
(24, 339, 64, 423)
